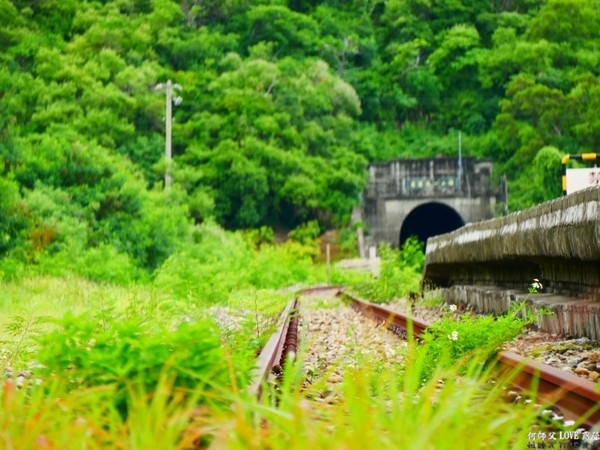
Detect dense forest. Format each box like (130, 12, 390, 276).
(1, 0, 599, 281)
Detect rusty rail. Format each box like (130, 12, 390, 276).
(247, 298, 299, 401)
(341, 290, 600, 427)
(296, 284, 345, 297)
(247, 285, 344, 401)
(497, 351, 600, 427)
(343, 293, 429, 337)
(248, 288, 599, 426)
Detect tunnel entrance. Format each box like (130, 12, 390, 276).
(399, 202, 465, 248)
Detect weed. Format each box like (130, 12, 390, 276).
(417, 303, 531, 382)
(0, 313, 51, 370)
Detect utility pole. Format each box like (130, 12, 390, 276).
(155, 80, 182, 189)
(457, 131, 463, 193)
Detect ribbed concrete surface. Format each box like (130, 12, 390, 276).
(423, 186, 600, 338)
(426, 187, 600, 264)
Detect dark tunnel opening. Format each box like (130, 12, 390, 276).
(399, 202, 465, 249)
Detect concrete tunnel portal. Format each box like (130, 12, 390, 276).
(399, 202, 465, 249)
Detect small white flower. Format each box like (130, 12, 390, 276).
(529, 278, 543, 291)
(448, 304, 457, 312)
(448, 331, 459, 341)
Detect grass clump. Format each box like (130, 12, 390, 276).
(0, 375, 212, 449)
(36, 311, 233, 417)
(417, 304, 531, 382)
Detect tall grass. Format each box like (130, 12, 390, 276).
(0, 375, 211, 449)
(0, 276, 293, 448)
(211, 340, 541, 450)
(0, 345, 556, 450)
(0, 276, 171, 369)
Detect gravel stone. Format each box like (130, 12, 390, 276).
(298, 294, 406, 397)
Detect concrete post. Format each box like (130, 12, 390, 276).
(357, 227, 366, 259)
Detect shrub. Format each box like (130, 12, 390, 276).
(0, 257, 27, 281)
(36, 311, 232, 416)
(397, 236, 424, 273)
(242, 226, 275, 249)
(288, 220, 320, 246)
(336, 225, 360, 258)
(350, 238, 424, 303)
(0, 177, 26, 255)
(37, 243, 143, 284)
(153, 222, 321, 303)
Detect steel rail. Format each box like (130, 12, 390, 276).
(296, 284, 345, 297)
(343, 292, 429, 337)
(497, 351, 600, 427)
(341, 290, 600, 427)
(247, 286, 342, 401)
(247, 298, 299, 401)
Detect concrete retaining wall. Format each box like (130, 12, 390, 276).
(423, 187, 600, 338)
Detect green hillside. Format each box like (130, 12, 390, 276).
(1, 0, 598, 279)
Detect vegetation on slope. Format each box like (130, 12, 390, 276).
(2, 0, 600, 279)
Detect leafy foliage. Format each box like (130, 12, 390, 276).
(2, 0, 600, 275)
(153, 221, 321, 303)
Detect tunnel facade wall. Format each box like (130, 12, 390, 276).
(358, 157, 495, 248)
(378, 197, 484, 246)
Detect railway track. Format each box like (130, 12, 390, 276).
(249, 286, 600, 431)
(247, 286, 343, 400)
(341, 291, 600, 428)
